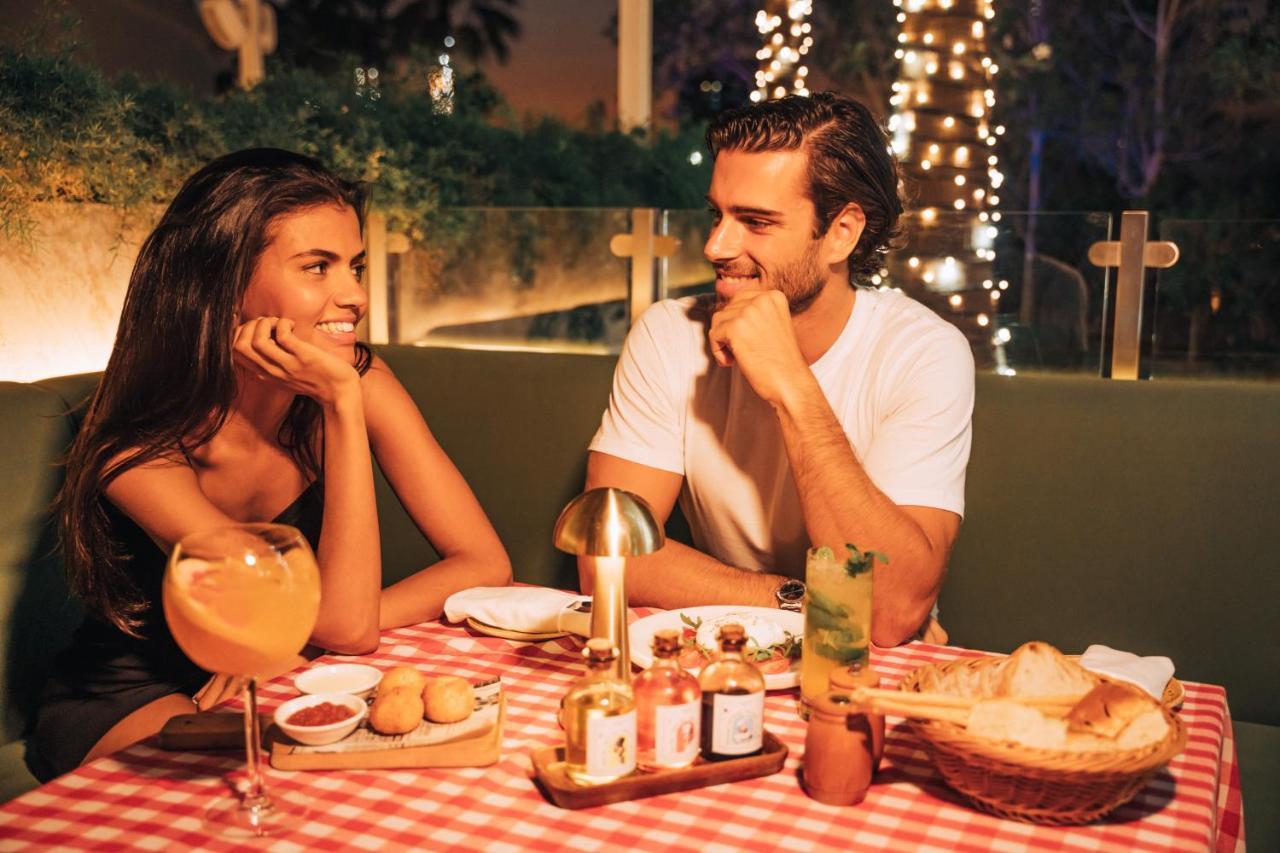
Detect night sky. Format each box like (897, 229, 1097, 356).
(0, 0, 620, 123)
(480, 0, 617, 123)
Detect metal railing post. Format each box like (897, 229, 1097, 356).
(362, 211, 410, 345)
(363, 211, 390, 345)
(1088, 211, 1179, 380)
(611, 208, 678, 326)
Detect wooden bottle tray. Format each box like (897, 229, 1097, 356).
(531, 731, 788, 809)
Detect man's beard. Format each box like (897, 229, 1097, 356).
(774, 241, 825, 316)
(713, 242, 826, 316)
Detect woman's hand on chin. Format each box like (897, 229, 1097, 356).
(233, 317, 360, 406)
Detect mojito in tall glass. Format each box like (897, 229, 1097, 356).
(800, 544, 879, 710)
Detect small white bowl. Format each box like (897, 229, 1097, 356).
(274, 693, 367, 746)
(295, 663, 381, 699)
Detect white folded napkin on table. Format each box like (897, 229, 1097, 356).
(443, 586, 592, 636)
(1079, 644, 1175, 699)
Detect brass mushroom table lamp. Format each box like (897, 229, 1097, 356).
(553, 487, 664, 682)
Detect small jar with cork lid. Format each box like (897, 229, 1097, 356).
(802, 691, 875, 805)
(828, 661, 885, 770)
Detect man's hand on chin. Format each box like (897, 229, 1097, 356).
(707, 286, 809, 406)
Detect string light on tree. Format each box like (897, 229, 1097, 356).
(428, 35, 456, 115)
(752, 1, 813, 102)
(886, 0, 1003, 354)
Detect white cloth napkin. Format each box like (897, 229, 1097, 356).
(443, 587, 591, 635)
(1079, 644, 1175, 699)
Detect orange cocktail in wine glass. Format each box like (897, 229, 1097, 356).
(163, 523, 321, 838)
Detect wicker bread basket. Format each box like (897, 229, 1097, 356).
(898, 656, 1187, 825)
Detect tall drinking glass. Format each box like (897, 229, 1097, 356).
(163, 523, 321, 838)
(800, 545, 876, 714)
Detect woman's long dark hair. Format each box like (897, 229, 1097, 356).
(58, 148, 370, 635)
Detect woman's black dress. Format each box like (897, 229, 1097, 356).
(28, 483, 322, 781)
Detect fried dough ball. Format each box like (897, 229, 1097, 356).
(368, 686, 424, 735)
(422, 676, 474, 724)
(379, 666, 428, 695)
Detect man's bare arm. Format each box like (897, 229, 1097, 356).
(580, 451, 786, 609)
(773, 372, 959, 646)
(709, 287, 959, 646)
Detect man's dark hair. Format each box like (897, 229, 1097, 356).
(706, 93, 904, 282)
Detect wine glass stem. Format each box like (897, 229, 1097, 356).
(242, 678, 268, 809)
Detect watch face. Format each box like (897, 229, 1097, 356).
(778, 580, 805, 602)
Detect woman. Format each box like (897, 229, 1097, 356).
(31, 149, 512, 779)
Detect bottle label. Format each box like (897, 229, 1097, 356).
(654, 701, 700, 765)
(586, 710, 636, 778)
(711, 692, 764, 755)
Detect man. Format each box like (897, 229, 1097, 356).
(583, 93, 973, 646)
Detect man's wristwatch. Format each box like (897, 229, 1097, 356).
(775, 578, 806, 612)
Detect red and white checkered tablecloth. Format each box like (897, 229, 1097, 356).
(0, 615, 1245, 852)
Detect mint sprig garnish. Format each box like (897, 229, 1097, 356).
(843, 542, 888, 578)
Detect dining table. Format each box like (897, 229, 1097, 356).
(0, 608, 1246, 852)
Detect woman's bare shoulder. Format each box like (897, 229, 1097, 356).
(360, 353, 413, 402)
(104, 445, 191, 476)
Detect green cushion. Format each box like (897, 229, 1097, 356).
(376, 346, 617, 590)
(33, 373, 100, 435)
(0, 739, 38, 804)
(942, 373, 1280, 725)
(1234, 720, 1280, 853)
(0, 383, 83, 745)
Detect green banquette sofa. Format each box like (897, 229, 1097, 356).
(2, 346, 1276, 848)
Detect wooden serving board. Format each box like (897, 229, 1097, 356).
(270, 684, 505, 771)
(158, 712, 274, 751)
(532, 731, 788, 809)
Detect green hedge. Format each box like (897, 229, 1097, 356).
(0, 46, 712, 241)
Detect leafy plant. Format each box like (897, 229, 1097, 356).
(0, 40, 712, 243)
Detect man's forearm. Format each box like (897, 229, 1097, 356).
(773, 375, 944, 644)
(579, 539, 784, 610)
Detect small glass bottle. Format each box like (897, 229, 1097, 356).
(634, 628, 701, 770)
(698, 623, 766, 761)
(563, 639, 637, 784)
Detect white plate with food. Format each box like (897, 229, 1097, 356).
(629, 606, 803, 690)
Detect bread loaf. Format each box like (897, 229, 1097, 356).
(967, 699, 1068, 749)
(1067, 682, 1159, 738)
(998, 642, 1098, 698)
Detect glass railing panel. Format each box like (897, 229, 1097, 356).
(1151, 220, 1280, 381)
(387, 208, 631, 353)
(387, 207, 1111, 369)
(660, 208, 715, 302)
(882, 211, 1113, 375)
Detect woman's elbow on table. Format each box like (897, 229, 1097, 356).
(453, 541, 513, 587)
(311, 622, 381, 656)
(484, 550, 514, 587)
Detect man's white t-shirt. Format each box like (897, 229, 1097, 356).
(589, 287, 975, 579)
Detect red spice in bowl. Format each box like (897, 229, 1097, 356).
(287, 701, 357, 727)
